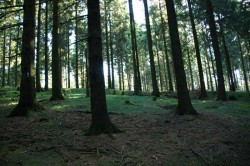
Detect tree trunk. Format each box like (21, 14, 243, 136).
(15, 26, 20, 87)
(187, 45, 195, 91)
(205, 0, 227, 101)
(44, 0, 49, 91)
(50, 0, 64, 100)
(204, 41, 214, 91)
(85, 48, 90, 97)
(238, 35, 249, 92)
(75, 2, 79, 88)
(104, 0, 112, 89)
(7, 31, 12, 86)
(128, 0, 141, 95)
(155, 41, 163, 91)
(143, 0, 160, 97)
(187, 0, 207, 99)
(10, 0, 37, 116)
(67, 29, 71, 88)
(2, 30, 6, 87)
(108, 12, 115, 89)
(86, 0, 120, 135)
(159, 3, 173, 91)
(165, 0, 198, 115)
(218, 19, 235, 91)
(36, 0, 42, 92)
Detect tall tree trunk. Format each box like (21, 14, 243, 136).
(15, 26, 20, 87)
(50, 0, 64, 100)
(218, 18, 235, 91)
(2, 30, 6, 87)
(44, 0, 49, 91)
(187, 0, 207, 99)
(85, 48, 90, 97)
(187, 45, 195, 91)
(75, 2, 79, 88)
(238, 35, 249, 92)
(108, 12, 115, 89)
(10, 0, 37, 116)
(205, 0, 227, 101)
(86, 0, 120, 135)
(67, 29, 71, 88)
(143, 0, 160, 97)
(159, 3, 173, 91)
(128, 0, 141, 95)
(155, 41, 163, 91)
(7, 31, 12, 86)
(204, 42, 214, 91)
(204, 26, 218, 91)
(165, 0, 198, 115)
(104, 0, 112, 89)
(36, 0, 42, 92)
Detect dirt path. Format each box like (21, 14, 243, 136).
(0, 110, 250, 166)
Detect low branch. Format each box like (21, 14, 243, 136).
(0, 22, 23, 31)
(59, 15, 88, 26)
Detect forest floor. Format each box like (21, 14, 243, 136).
(0, 89, 250, 166)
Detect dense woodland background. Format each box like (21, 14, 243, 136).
(0, 0, 250, 165)
(0, 0, 249, 94)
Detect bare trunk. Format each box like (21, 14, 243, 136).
(205, 0, 227, 100)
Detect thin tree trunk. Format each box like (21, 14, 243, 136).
(159, 3, 173, 91)
(36, 0, 42, 92)
(218, 16, 235, 91)
(108, 12, 115, 89)
(7, 31, 12, 86)
(187, 46, 195, 91)
(75, 2, 79, 88)
(187, 0, 207, 98)
(205, 0, 227, 100)
(238, 35, 249, 92)
(128, 0, 141, 94)
(67, 29, 71, 88)
(143, 0, 160, 97)
(85, 48, 90, 97)
(104, 0, 112, 89)
(2, 30, 6, 87)
(165, 0, 197, 115)
(204, 42, 214, 91)
(155, 42, 163, 92)
(44, 0, 49, 91)
(15, 26, 20, 87)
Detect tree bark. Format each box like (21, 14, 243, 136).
(205, 0, 227, 101)
(104, 0, 112, 89)
(36, 0, 42, 92)
(165, 0, 198, 115)
(50, 0, 64, 100)
(15, 26, 20, 87)
(75, 2, 79, 88)
(86, 0, 120, 135)
(143, 0, 160, 97)
(10, 0, 37, 116)
(2, 29, 6, 87)
(67, 29, 71, 88)
(128, 0, 141, 95)
(7, 31, 12, 86)
(44, 0, 49, 91)
(187, 0, 207, 99)
(108, 12, 115, 89)
(238, 35, 249, 92)
(159, 4, 173, 92)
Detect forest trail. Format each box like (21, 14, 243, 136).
(0, 109, 250, 165)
